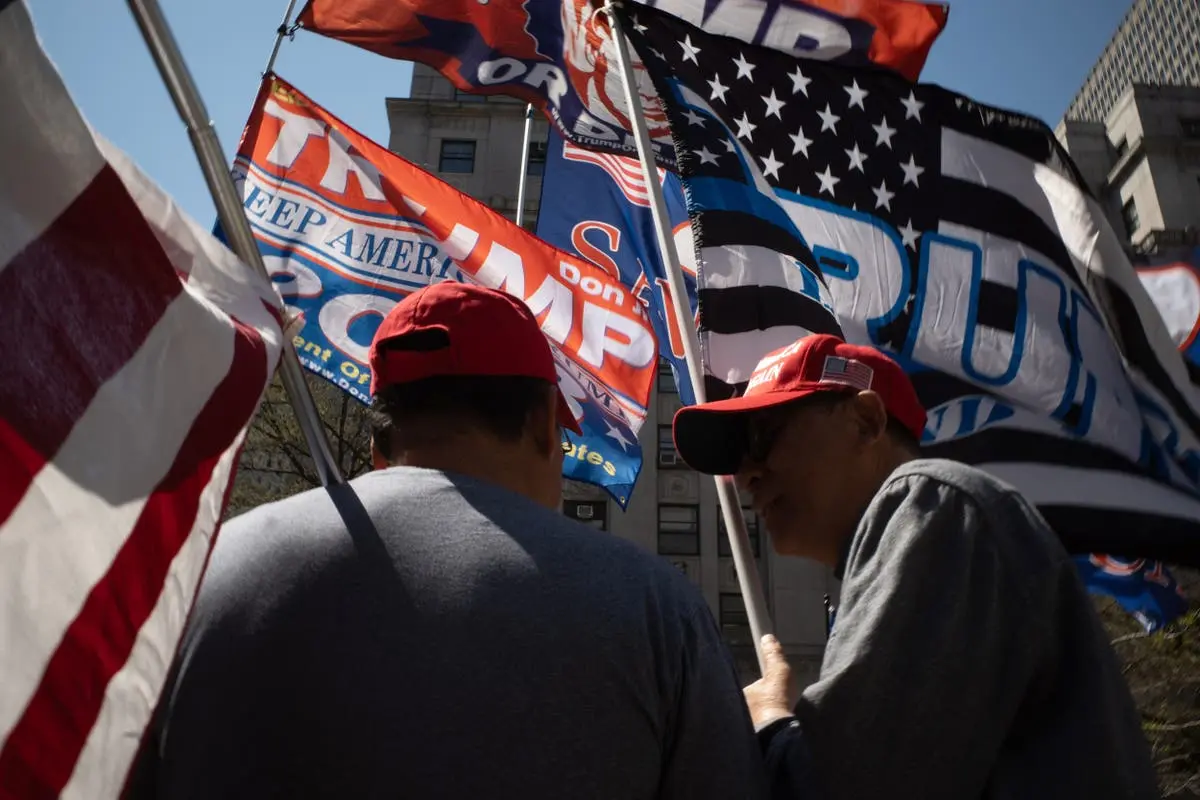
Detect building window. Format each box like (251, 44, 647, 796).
(1181, 117, 1200, 139)
(564, 500, 607, 531)
(658, 504, 700, 555)
(717, 507, 761, 557)
(454, 88, 486, 103)
(658, 424, 682, 469)
(1121, 198, 1140, 237)
(438, 140, 476, 173)
(719, 592, 753, 645)
(657, 360, 678, 394)
(526, 140, 547, 176)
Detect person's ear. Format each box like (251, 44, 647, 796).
(370, 436, 389, 471)
(527, 386, 560, 460)
(848, 391, 889, 447)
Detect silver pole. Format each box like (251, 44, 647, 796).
(127, 0, 345, 488)
(603, 1, 773, 673)
(262, 0, 300, 76)
(515, 104, 535, 227)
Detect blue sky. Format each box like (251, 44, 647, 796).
(29, 0, 1133, 224)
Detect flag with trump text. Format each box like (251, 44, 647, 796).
(0, 2, 284, 795)
(297, 0, 948, 169)
(536, 129, 699, 405)
(231, 74, 656, 506)
(625, 2, 1200, 565)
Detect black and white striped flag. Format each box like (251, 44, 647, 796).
(625, 3, 1200, 564)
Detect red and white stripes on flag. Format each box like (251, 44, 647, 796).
(561, 140, 667, 208)
(0, 2, 284, 796)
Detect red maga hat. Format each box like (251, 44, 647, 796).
(368, 281, 582, 434)
(672, 334, 926, 475)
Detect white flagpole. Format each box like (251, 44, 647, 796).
(603, 1, 774, 674)
(515, 104, 535, 227)
(262, 0, 300, 76)
(126, 0, 346, 488)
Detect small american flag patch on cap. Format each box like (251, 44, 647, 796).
(820, 356, 873, 390)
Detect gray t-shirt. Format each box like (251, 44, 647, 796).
(131, 467, 767, 799)
(762, 458, 1160, 799)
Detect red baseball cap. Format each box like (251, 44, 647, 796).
(368, 281, 582, 434)
(672, 334, 926, 475)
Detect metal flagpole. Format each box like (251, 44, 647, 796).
(262, 0, 300, 76)
(515, 104, 535, 227)
(603, 1, 774, 674)
(127, 0, 346, 488)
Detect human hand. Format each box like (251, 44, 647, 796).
(743, 634, 798, 731)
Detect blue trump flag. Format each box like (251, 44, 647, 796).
(537, 129, 699, 406)
(535, 129, 700, 504)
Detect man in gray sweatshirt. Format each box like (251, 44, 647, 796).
(672, 333, 1160, 799)
(129, 281, 767, 799)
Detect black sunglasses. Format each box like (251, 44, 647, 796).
(741, 405, 796, 466)
(740, 393, 851, 467)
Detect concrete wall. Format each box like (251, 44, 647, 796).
(1059, 85, 1200, 247)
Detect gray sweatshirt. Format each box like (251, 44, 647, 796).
(130, 467, 768, 799)
(761, 458, 1160, 799)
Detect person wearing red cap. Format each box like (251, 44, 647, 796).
(130, 281, 768, 800)
(672, 334, 1159, 800)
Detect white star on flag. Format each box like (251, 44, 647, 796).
(789, 65, 811, 96)
(733, 52, 756, 81)
(760, 150, 783, 179)
(605, 421, 637, 452)
(873, 180, 895, 211)
(817, 104, 840, 134)
(680, 34, 701, 63)
(707, 74, 729, 103)
(789, 126, 812, 157)
(844, 80, 868, 110)
(734, 112, 757, 141)
(900, 91, 924, 121)
(898, 219, 920, 249)
(762, 89, 785, 119)
(630, 14, 648, 34)
(694, 145, 720, 165)
(900, 154, 924, 186)
(721, 137, 738, 153)
(816, 165, 840, 197)
(682, 107, 707, 127)
(845, 143, 868, 173)
(872, 117, 896, 149)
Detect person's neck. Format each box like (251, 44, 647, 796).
(392, 438, 547, 505)
(824, 445, 918, 568)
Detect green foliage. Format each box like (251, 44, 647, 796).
(226, 374, 374, 518)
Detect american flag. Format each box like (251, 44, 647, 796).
(820, 356, 874, 391)
(0, 3, 283, 795)
(625, 3, 1200, 564)
(561, 141, 667, 208)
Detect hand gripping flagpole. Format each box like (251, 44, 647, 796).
(515, 104, 536, 227)
(602, 1, 774, 674)
(127, 0, 345, 488)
